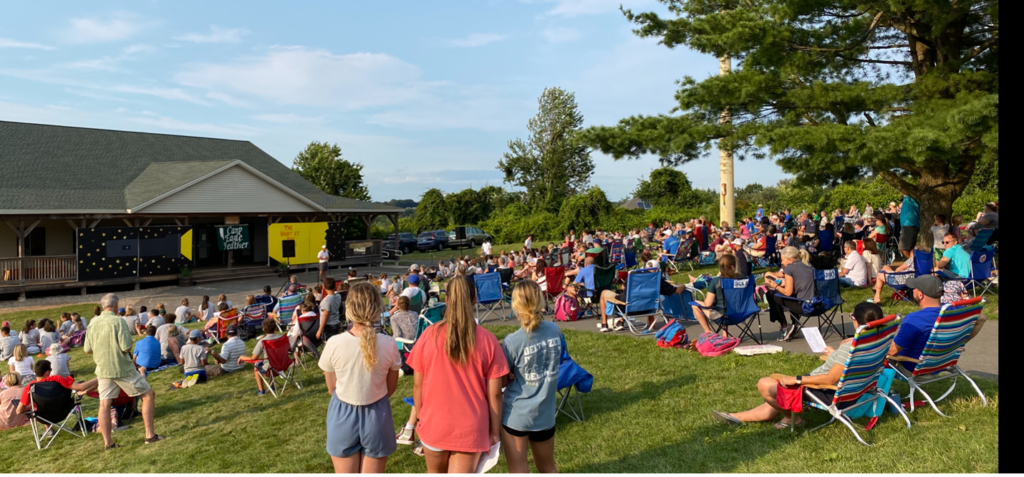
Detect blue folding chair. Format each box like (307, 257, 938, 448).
(881, 250, 933, 306)
(670, 238, 699, 273)
(753, 235, 780, 270)
(964, 246, 996, 296)
(818, 229, 836, 255)
(781, 268, 847, 339)
(661, 289, 697, 322)
(473, 272, 507, 323)
(690, 277, 763, 344)
(611, 267, 668, 335)
(621, 250, 638, 270)
(663, 236, 681, 257)
(557, 334, 593, 422)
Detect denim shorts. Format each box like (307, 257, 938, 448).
(326, 394, 396, 459)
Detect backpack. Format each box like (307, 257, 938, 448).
(554, 294, 580, 322)
(655, 320, 688, 348)
(695, 332, 740, 357)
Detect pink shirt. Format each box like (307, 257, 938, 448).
(407, 324, 509, 453)
(0, 386, 28, 429)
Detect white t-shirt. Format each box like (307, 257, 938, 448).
(318, 331, 401, 405)
(863, 251, 881, 278)
(931, 224, 950, 247)
(8, 356, 34, 376)
(525, 238, 532, 249)
(318, 249, 330, 263)
(843, 251, 869, 286)
(379, 278, 391, 294)
(482, 242, 492, 255)
(175, 306, 191, 321)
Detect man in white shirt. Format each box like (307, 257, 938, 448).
(317, 245, 330, 282)
(400, 275, 427, 314)
(524, 235, 533, 251)
(482, 238, 492, 256)
(837, 241, 869, 288)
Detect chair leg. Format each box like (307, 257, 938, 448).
(879, 389, 911, 430)
(955, 366, 988, 407)
(914, 381, 948, 417)
(835, 413, 872, 446)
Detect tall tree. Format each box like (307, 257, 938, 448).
(416, 188, 448, 231)
(581, 0, 998, 248)
(498, 87, 595, 213)
(292, 141, 371, 201)
(633, 167, 694, 207)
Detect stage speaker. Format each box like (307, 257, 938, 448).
(282, 240, 296, 258)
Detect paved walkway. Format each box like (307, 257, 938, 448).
(1, 265, 998, 380)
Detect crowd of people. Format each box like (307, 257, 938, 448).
(0, 197, 997, 472)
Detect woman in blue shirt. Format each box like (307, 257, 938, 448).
(501, 280, 560, 473)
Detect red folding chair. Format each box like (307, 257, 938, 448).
(213, 308, 240, 343)
(254, 335, 302, 398)
(544, 267, 566, 303)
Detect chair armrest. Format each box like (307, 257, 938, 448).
(888, 354, 922, 364)
(803, 383, 839, 391)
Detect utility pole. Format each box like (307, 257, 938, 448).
(718, 54, 735, 228)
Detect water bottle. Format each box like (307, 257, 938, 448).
(887, 391, 901, 414)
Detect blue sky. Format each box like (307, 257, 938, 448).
(0, 0, 790, 202)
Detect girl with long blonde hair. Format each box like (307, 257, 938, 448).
(500, 280, 560, 473)
(318, 281, 401, 473)
(407, 276, 509, 473)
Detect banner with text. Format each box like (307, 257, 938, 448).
(216, 225, 250, 251)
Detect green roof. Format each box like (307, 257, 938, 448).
(0, 121, 401, 214)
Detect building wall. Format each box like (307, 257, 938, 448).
(0, 219, 74, 257)
(140, 165, 319, 214)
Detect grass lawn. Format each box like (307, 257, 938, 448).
(0, 301, 998, 472)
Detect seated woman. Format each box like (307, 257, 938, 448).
(7, 345, 35, 382)
(18, 320, 41, 355)
(688, 254, 744, 336)
(711, 302, 883, 428)
(763, 246, 816, 341)
(868, 245, 925, 303)
(530, 258, 549, 293)
(746, 226, 772, 258)
(861, 238, 882, 279)
(38, 319, 64, 351)
(0, 373, 28, 430)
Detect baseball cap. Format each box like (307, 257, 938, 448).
(733, 238, 743, 245)
(118, 307, 125, 313)
(225, 326, 238, 336)
(322, 245, 327, 249)
(189, 329, 202, 339)
(409, 264, 420, 272)
(905, 275, 943, 299)
(2, 321, 10, 328)
(408, 274, 421, 284)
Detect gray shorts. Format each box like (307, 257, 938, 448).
(326, 394, 396, 459)
(899, 226, 919, 251)
(319, 262, 329, 272)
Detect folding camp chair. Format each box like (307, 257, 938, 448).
(888, 297, 987, 417)
(610, 242, 624, 264)
(580, 264, 617, 319)
(690, 277, 763, 344)
(254, 294, 276, 317)
(780, 268, 847, 339)
(753, 236, 780, 270)
(881, 251, 933, 306)
(610, 267, 669, 334)
(240, 304, 267, 341)
(397, 303, 446, 357)
(556, 334, 593, 422)
(292, 312, 322, 369)
(254, 335, 302, 398)
(26, 381, 87, 450)
(622, 249, 638, 270)
(543, 267, 566, 307)
(473, 272, 507, 323)
(668, 238, 699, 273)
(273, 293, 302, 330)
(818, 229, 836, 256)
(212, 307, 240, 344)
(783, 314, 909, 446)
(964, 228, 994, 252)
(660, 291, 698, 322)
(964, 246, 997, 296)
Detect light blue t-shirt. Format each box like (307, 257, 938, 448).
(943, 244, 972, 278)
(133, 336, 161, 370)
(501, 321, 562, 432)
(901, 196, 920, 228)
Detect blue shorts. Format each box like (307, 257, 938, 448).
(605, 302, 615, 316)
(326, 394, 396, 459)
(184, 370, 207, 383)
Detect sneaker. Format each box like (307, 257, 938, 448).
(396, 427, 415, 445)
(398, 368, 406, 378)
(776, 326, 790, 342)
(144, 434, 168, 445)
(600, 324, 610, 333)
(413, 445, 425, 457)
(596, 322, 604, 329)
(613, 320, 625, 332)
(257, 390, 267, 396)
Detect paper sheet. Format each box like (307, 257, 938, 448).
(476, 442, 501, 473)
(801, 326, 826, 354)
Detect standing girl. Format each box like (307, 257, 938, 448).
(319, 281, 401, 473)
(408, 276, 509, 473)
(501, 280, 560, 473)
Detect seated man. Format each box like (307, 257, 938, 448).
(934, 232, 971, 279)
(599, 269, 689, 333)
(566, 256, 595, 280)
(711, 302, 882, 428)
(237, 320, 283, 396)
(257, 285, 279, 314)
(887, 275, 943, 371)
(837, 241, 869, 288)
(132, 326, 162, 375)
(209, 326, 247, 377)
(16, 360, 99, 416)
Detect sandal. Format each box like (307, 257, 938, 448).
(711, 410, 742, 426)
(774, 417, 805, 429)
(105, 443, 121, 450)
(145, 434, 168, 444)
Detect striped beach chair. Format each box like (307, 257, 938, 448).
(888, 297, 987, 417)
(273, 292, 302, 331)
(786, 314, 909, 446)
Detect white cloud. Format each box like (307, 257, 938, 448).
(536, 0, 652, 17)
(124, 44, 154, 54)
(447, 33, 507, 48)
(252, 113, 320, 123)
(174, 26, 248, 44)
(207, 91, 251, 107)
(110, 85, 210, 105)
(175, 47, 428, 109)
(367, 84, 529, 132)
(127, 110, 263, 137)
(0, 37, 55, 50)
(64, 12, 149, 43)
(543, 27, 581, 43)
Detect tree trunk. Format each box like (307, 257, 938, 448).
(879, 166, 970, 250)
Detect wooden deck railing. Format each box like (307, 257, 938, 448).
(0, 255, 78, 283)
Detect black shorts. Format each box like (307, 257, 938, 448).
(319, 262, 329, 272)
(805, 388, 856, 410)
(898, 226, 918, 251)
(502, 425, 555, 442)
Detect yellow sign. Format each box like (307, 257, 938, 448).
(268, 222, 328, 265)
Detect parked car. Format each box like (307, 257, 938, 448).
(384, 232, 418, 254)
(447, 226, 492, 250)
(416, 230, 450, 252)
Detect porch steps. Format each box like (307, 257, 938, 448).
(191, 265, 278, 286)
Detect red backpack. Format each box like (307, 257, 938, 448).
(695, 332, 740, 357)
(554, 294, 579, 322)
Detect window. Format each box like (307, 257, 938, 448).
(25, 227, 46, 256)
